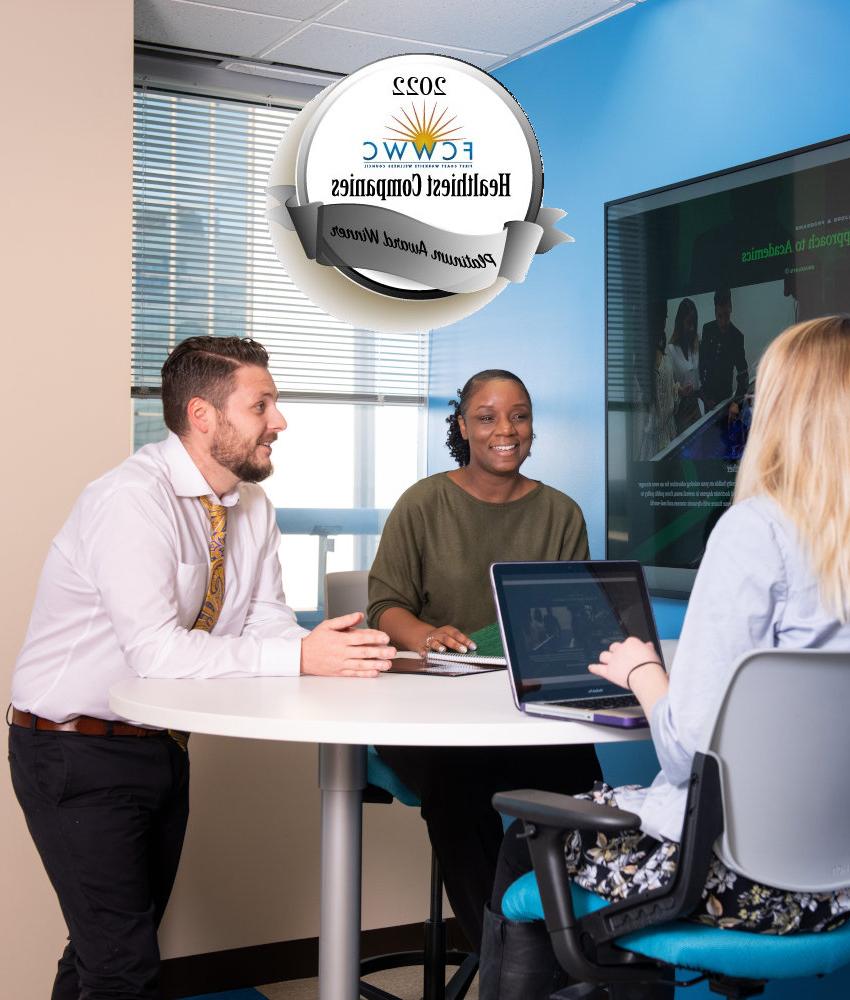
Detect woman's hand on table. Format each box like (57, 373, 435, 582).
(420, 625, 477, 655)
(301, 613, 396, 678)
(375, 608, 476, 656)
(588, 637, 668, 718)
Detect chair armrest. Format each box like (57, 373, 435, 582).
(493, 789, 640, 834)
(493, 790, 655, 986)
(575, 753, 724, 946)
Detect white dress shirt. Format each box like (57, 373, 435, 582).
(668, 343, 700, 394)
(12, 433, 307, 722)
(615, 496, 850, 842)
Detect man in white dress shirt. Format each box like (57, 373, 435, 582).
(9, 336, 394, 1000)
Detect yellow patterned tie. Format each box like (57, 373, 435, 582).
(169, 496, 228, 751)
(192, 495, 228, 632)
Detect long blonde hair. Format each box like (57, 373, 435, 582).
(735, 315, 850, 621)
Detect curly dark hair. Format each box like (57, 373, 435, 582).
(161, 335, 270, 435)
(445, 369, 532, 466)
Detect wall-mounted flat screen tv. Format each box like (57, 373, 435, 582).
(606, 134, 850, 597)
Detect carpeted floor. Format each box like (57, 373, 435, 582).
(184, 968, 480, 999)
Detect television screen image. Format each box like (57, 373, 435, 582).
(606, 134, 850, 596)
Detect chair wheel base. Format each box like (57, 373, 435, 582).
(360, 949, 478, 1000)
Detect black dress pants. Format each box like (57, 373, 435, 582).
(375, 743, 601, 952)
(8, 724, 190, 1000)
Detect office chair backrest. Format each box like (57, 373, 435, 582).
(706, 648, 850, 893)
(325, 570, 370, 620)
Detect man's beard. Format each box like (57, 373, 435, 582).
(211, 418, 274, 484)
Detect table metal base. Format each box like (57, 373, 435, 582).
(319, 743, 367, 1000)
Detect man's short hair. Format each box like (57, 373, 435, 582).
(161, 336, 270, 435)
(714, 288, 732, 308)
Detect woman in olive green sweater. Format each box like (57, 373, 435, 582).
(367, 369, 601, 951)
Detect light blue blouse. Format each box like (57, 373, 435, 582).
(616, 495, 850, 843)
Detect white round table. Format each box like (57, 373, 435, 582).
(111, 654, 667, 1000)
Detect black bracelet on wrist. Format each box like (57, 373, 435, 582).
(626, 660, 662, 691)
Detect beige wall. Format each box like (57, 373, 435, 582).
(0, 1, 135, 993)
(0, 2, 432, 994)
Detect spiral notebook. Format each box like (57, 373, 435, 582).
(389, 622, 506, 676)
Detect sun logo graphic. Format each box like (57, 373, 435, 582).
(362, 102, 473, 163)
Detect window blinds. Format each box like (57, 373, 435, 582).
(133, 88, 428, 405)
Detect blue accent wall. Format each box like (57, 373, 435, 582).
(428, 0, 850, 556)
(427, 1, 850, 994)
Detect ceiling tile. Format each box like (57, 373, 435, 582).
(196, 0, 333, 17)
(318, 0, 622, 55)
(135, 0, 299, 57)
(263, 22, 503, 74)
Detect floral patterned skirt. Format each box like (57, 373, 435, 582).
(564, 785, 850, 935)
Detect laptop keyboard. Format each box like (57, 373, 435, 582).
(549, 694, 639, 710)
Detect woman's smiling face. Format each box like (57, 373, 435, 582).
(458, 378, 533, 475)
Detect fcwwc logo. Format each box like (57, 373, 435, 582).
(362, 102, 474, 163)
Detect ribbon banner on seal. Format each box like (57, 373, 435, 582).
(269, 185, 573, 295)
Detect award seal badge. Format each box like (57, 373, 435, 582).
(268, 53, 572, 332)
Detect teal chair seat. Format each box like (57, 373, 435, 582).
(502, 871, 850, 981)
(367, 745, 419, 806)
(368, 748, 512, 830)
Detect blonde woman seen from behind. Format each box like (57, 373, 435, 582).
(481, 316, 850, 1000)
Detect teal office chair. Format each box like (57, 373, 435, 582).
(325, 571, 478, 1000)
(493, 649, 850, 999)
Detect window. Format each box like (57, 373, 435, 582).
(133, 89, 428, 623)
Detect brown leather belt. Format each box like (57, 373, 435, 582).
(10, 708, 164, 738)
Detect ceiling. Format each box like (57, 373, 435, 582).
(135, 0, 646, 101)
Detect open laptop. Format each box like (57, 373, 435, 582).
(490, 560, 664, 728)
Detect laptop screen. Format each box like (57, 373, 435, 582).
(490, 561, 661, 704)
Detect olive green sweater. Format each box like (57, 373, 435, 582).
(367, 473, 589, 635)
